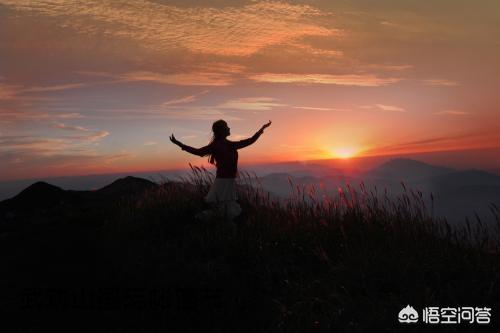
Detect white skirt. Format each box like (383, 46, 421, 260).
(204, 178, 241, 219)
(205, 178, 238, 202)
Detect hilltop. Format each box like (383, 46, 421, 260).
(1, 169, 499, 332)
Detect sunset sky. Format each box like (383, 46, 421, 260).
(1, 0, 500, 180)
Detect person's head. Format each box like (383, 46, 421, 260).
(211, 119, 230, 140)
(207, 120, 229, 165)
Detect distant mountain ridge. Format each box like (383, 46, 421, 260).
(255, 159, 500, 226)
(0, 176, 159, 231)
(96, 176, 157, 196)
(2, 159, 500, 229)
(16, 181, 67, 202)
(365, 158, 453, 181)
(430, 169, 500, 189)
(0, 181, 73, 211)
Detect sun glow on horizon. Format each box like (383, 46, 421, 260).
(331, 147, 358, 159)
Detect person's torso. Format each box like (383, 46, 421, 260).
(212, 140, 238, 178)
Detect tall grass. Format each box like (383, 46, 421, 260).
(99, 166, 500, 332)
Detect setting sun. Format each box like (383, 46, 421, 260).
(332, 147, 358, 159)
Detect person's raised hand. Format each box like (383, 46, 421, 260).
(260, 120, 272, 132)
(169, 134, 180, 146)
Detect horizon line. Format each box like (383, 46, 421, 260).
(2, 145, 500, 183)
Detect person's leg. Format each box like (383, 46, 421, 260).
(196, 198, 241, 225)
(195, 195, 216, 221)
(226, 201, 242, 220)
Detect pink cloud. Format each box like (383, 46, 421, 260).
(1, 0, 339, 57)
(249, 73, 402, 86)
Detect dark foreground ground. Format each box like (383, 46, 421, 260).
(1, 172, 499, 332)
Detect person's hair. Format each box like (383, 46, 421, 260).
(208, 119, 227, 165)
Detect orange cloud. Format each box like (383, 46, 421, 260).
(53, 122, 109, 142)
(249, 73, 402, 86)
(0, 82, 23, 100)
(0, 136, 70, 155)
(0, 0, 339, 57)
(0, 110, 84, 121)
(434, 110, 470, 116)
(0, 123, 108, 159)
(161, 90, 209, 107)
(374, 104, 406, 112)
(23, 83, 88, 93)
(0, 80, 108, 101)
(119, 71, 235, 86)
(362, 132, 499, 157)
(422, 79, 460, 86)
(75, 63, 245, 87)
(0, 124, 110, 179)
(293, 106, 348, 111)
(218, 97, 285, 111)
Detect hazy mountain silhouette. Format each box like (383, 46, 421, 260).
(430, 169, 500, 190)
(0, 181, 94, 214)
(257, 173, 330, 198)
(96, 175, 157, 196)
(2, 159, 500, 229)
(0, 176, 160, 232)
(361, 160, 500, 226)
(7, 181, 68, 208)
(249, 158, 500, 227)
(365, 158, 453, 181)
(0, 170, 180, 201)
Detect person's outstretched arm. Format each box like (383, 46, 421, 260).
(233, 120, 272, 149)
(170, 134, 212, 157)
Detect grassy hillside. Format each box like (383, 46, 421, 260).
(2, 166, 500, 332)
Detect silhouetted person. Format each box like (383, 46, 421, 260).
(170, 119, 272, 221)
